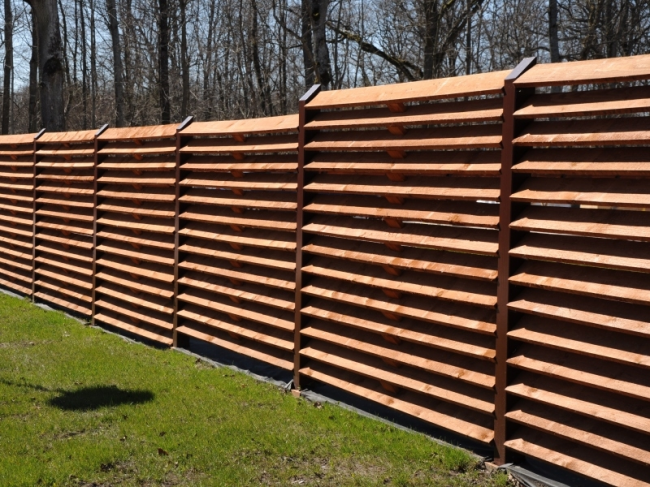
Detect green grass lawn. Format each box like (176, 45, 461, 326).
(0, 292, 510, 486)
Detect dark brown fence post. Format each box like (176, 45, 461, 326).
(31, 128, 46, 300)
(173, 116, 194, 348)
(294, 84, 321, 390)
(91, 124, 109, 325)
(494, 56, 536, 465)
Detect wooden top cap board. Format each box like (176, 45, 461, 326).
(515, 54, 650, 87)
(306, 70, 510, 109)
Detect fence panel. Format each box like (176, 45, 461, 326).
(0, 134, 36, 296)
(295, 72, 509, 445)
(93, 125, 179, 345)
(33, 130, 96, 316)
(503, 56, 650, 486)
(175, 116, 299, 369)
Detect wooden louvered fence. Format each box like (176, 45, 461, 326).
(1, 54, 650, 486)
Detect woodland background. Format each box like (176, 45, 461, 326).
(1, 0, 650, 133)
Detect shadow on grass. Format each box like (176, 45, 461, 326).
(48, 385, 154, 411)
(0, 379, 154, 411)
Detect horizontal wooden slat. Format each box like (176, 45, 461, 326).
(507, 403, 650, 466)
(178, 275, 294, 311)
(96, 243, 173, 266)
(510, 261, 650, 306)
(300, 331, 494, 412)
(513, 147, 650, 177)
(96, 230, 175, 250)
(96, 258, 173, 283)
(304, 195, 499, 228)
(94, 299, 173, 330)
(303, 259, 497, 307)
(507, 375, 650, 435)
(181, 154, 297, 172)
(306, 126, 501, 151)
(181, 208, 296, 232)
(35, 280, 91, 303)
(304, 216, 498, 255)
(36, 244, 91, 263)
(303, 279, 496, 334)
(180, 242, 294, 271)
(306, 98, 502, 130)
(181, 135, 297, 154)
(35, 256, 91, 276)
(306, 150, 501, 176)
(300, 363, 494, 443)
(97, 215, 174, 234)
(180, 173, 296, 191)
(305, 174, 500, 201)
(97, 203, 175, 219)
(95, 272, 173, 299)
(95, 285, 173, 314)
(178, 292, 294, 334)
(179, 223, 296, 251)
(509, 289, 650, 338)
(35, 267, 91, 290)
(505, 434, 650, 487)
(508, 345, 650, 403)
(0, 277, 31, 295)
(515, 85, 650, 118)
(36, 184, 93, 195)
(33, 291, 91, 315)
(514, 117, 650, 147)
(177, 304, 293, 347)
(95, 313, 173, 346)
(36, 232, 92, 250)
(509, 315, 650, 369)
(510, 233, 650, 274)
(179, 257, 294, 291)
(0, 265, 32, 284)
(179, 189, 296, 210)
(35, 220, 93, 237)
(511, 206, 650, 241)
(99, 141, 176, 156)
(97, 188, 175, 202)
(302, 301, 494, 359)
(512, 177, 650, 208)
(303, 237, 497, 280)
(176, 325, 293, 370)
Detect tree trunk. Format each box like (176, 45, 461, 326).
(28, 8, 38, 132)
(250, 0, 268, 115)
(26, 0, 65, 131)
(2, 0, 13, 134)
(180, 0, 190, 118)
(106, 0, 125, 126)
(423, 0, 439, 79)
(549, 0, 560, 62)
(158, 0, 171, 124)
(465, 0, 471, 75)
(301, 0, 314, 87)
(310, 0, 331, 88)
(80, 0, 88, 129)
(202, 0, 216, 120)
(89, 0, 97, 127)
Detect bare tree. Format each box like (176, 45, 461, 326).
(24, 0, 65, 131)
(2, 0, 13, 134)
(106, 0, 124, 126)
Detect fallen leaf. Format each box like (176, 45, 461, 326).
(158, 448, 169, 456)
